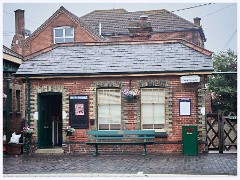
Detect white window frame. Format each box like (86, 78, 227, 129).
(97, 89, 121, 130)
(141, 88, 166, 131)
(53, 26, 74, 44)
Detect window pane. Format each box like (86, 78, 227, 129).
(97, 89, 121, 130)
(65, 38, 74, 42)
(99, 124, 109, 130)
(110, 104, 121, 117)
(141, 88, 165, 130)
(154, 104, 165, 117)
(98, 117, 108, 124)
(65, 28, 73, 36)
(98, 105, 109, 118)
(55, 38, 64, 43)
(142, 104, 153, 118)
(143, 124, 153, 129)
(110, 124, 121, 130)
(55, 29, 63, 37)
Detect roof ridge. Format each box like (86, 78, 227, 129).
(81, 8, 127, 18)
(128, 9, 166, 15)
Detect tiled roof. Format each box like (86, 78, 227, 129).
(16, 41, 213, 77)
(80, 9, 201, 35)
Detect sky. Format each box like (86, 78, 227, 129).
(1, 0, 238, 54)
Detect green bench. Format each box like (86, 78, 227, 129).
(85, 130, 155, 156)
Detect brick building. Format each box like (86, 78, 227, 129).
(12, 6, 205, 57)
(15, 40, 213, 153)
(9, 6, 213, 154)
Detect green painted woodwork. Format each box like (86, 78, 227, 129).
(38, 93, 62, 148)
(5, 73, 11, 142)
(85, 130, 155, 156)
(27, 78, 30, 126)
(182, 126, 198, 156)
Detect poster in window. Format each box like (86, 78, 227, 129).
(75, 104, 84, 116)
(179, 98, 191, 116)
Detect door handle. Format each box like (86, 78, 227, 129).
(43, 126, 49, 128)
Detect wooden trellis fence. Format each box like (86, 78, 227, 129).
(206, 111, 237, 153)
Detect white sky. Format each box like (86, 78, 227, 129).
(1, 0, 238, 54)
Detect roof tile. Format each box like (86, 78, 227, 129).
(16, 42, 213, 76)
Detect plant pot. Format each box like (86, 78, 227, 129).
(126, 95, 134, 102)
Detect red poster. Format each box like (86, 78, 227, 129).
(75, 104, 84, 116)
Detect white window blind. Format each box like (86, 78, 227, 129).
(141, 88, 166, 130)
(97, 89, 121, 130)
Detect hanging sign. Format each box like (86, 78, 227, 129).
(180, 75, 200, 83)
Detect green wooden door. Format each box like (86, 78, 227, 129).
(38, 94, 53, 148)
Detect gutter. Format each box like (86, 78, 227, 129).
(14, 70, 213, 79)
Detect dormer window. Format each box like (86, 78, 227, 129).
(53, 26, 74, 44)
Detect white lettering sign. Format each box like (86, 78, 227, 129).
(180, 75, 200, 83)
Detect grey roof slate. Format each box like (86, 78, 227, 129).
(16, 42, 213, 76)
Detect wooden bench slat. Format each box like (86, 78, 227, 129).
(87, 130, 155, 135)
(89, 136, 155, 140)
(85, 142, 154, 145)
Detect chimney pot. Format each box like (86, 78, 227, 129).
(194, 17, 201, 26)
(140, 15, 148, 22)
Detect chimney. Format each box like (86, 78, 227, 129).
(140, 15, 148, 23)
(14, 9, 25, 37)
(194, 17, 201, 26)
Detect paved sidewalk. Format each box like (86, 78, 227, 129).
(3, 153, 237, 177)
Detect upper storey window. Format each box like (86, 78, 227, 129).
(53, 26, 74, 44)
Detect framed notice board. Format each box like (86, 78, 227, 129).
(69, 95, 89, 129)
(179, 98, 191, 116)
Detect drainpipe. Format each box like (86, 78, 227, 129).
(5, 73, 11, 143)
(26, 77, 31, 126)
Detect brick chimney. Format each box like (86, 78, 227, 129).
(15, 9, 25, 36)
(128, 15, 152, 39)
(11, 9, 25, 55)
(193, 17, 201, 26)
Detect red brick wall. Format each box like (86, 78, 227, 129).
(108, 31, 204, 47)
(29, 75, 206, 154)
(20, 13, 99, 56)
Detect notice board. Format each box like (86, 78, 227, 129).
(69, 95, 89, 129)
(179, 98, 191, 116)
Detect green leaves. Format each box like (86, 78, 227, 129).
(208, 50, 237, 113)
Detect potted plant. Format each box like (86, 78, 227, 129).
(64, 126, 75, 136)
(22, 126, 34, 138)
(122, 88, 140, 102)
